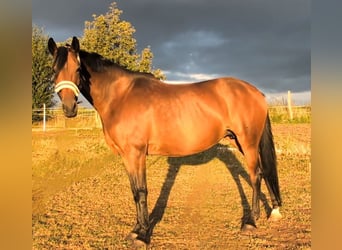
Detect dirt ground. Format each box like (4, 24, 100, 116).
(32, 124, 311, 249)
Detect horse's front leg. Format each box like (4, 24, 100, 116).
(123, 147, 150, 247)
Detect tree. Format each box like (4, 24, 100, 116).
(81, 2, 165, 79)
(139, 46, 153, 72)
(32, 25, 55, 121)
(31, 2, 165, 122)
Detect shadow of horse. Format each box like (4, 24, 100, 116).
(148, 143, 272, 237)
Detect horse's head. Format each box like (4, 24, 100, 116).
(48, 36, 81, 118)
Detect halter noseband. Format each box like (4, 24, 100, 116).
(55, 81, 80, 96)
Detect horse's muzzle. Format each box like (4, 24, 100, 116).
(62, 102, 78, 118)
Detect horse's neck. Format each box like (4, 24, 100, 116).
(82, 65, 133, 114)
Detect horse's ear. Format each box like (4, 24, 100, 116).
(48, 38, 57, 55)
(71, 36, 80, 53)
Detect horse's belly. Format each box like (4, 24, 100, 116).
(148, 122, 225, 156)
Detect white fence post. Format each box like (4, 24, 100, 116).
(43, 103, 46, 132)
(287, 90, 293, 120)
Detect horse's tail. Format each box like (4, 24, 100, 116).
(259, 113, 282, 206)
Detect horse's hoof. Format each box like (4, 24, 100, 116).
(241, 223, 257, 232)
(125, 232, 138, 241)
(125, 233, 149, 249)
(133, 238, 148, 249)
(268, 207, 282, 222)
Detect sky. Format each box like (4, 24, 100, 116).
(32, 0, 310, 104)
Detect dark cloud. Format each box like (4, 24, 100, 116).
(32, 0, 310, 102)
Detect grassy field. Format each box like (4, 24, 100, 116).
(32, 124, 311, 249)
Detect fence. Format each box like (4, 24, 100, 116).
(32, 107, 102, 131)
(32, 105, 311, 131)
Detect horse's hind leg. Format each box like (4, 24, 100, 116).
(226, 129, 262, 228)
(242, 146, 262, 230)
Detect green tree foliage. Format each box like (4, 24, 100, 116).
(32, 25, 55, 121)
(81, 2, 165, 79)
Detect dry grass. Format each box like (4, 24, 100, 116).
(268, 106, 311, 124)
(32, 124, 311, 249)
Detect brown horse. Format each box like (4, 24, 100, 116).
(48, 36, 282, 247)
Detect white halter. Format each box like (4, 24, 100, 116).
(55, 81, 80, 96)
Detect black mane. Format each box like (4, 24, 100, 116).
(79, 50, 156, 78)
(53, 46, 156, 79)
(79, 50, 117, 73)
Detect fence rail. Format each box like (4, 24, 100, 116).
(32, 105, 311, 131)
(32, 108, 102, 131)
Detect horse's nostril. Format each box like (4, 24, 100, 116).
(61, 101, 78, 117)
